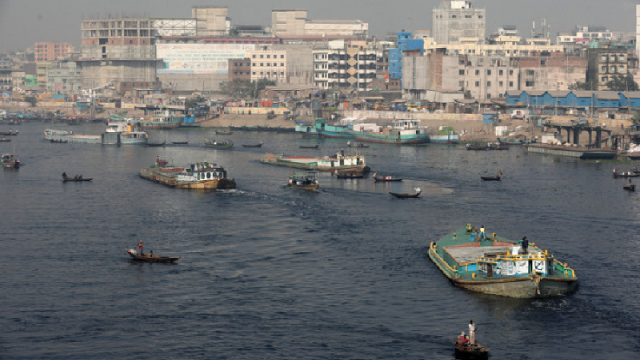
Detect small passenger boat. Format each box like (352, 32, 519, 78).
(481, 171, 502, 181)
(1, 154, 19, 169)
(50, 139, 68, 143)
(299, 144, 319, 149)
(373, 172, 402, 182)
(288, 171, 319, 191)
(215, 130, 233, 135)
(204, 140, 233, 149)
(242, 141, 264, 148)
(147, 141, 166, 147)
(346, 141, 369, 148)
(171, 140, 189, 145)
(466, 143, 488, 151)
(62, 173, 93, 182)
(126, 249, 180, 263)
(454, 340, 489, 359)
(623, 183, 635, 191)
(0, 137, 10, 142)
(389, 187, 421, 198)
(0, 129, 19, 136)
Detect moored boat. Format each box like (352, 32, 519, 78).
(428, 225, 578, 298)
(135, 106, 184, 129)
(498, 137, 525, 145)
(299, 144, 319, 149)
(287, 171, 319, 191)
(481, 171, 502, 181)
(241, 141, 263, 148)
(215, 130, 233, 135)
(204, 140, 233, 149)
(147, 141, 166, 147)
(139, 160, 236, 190)
(126, 249, 180, 263)
(261, 151, 367, 173)
(353, 118, 430, 145)
(1, 154, 19, 169)
(62, 173, 93, 182)
(0, 137, 11, 142)
(335, 171, 364, 179)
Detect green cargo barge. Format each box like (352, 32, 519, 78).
(428, 225, 578, 298)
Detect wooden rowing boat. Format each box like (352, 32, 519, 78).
(454, 340, 489, 359)
(126, 249, 180, 263)
(389, 188, 421, 198)
(373, 172, 402, 182)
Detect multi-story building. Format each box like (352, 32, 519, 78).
(402, 48, 460, 100)
(78, 18, 160, 93)
(46, 59, 83, 94)
(271, 9, 367, 39)
(36, 62, 51, 89)
(228, 58, 251, 83)
(389, 31, 424, 80)
(587, 48, 630, 90)
(432, 0, 485, 45)
(313, 41, 380, 91)
(192, 6, 229, 36)
(151, 18, 197, 37)
(247, 49, 287, 83)
(34, 42, 74, 62)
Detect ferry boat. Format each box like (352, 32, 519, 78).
(428, 225, 578, 298)
(352, 119, 429, 145)
(261, 150, 367, 173)
(139, 159, 236, 190)
(44, 119, 148, 145)
(287, 172, 319, 191)
(1, 154, 19, 169)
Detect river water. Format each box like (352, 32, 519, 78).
(1, 123, 639, 359)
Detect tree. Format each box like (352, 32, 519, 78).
(185, 95, 205, 110)
(605, 74, 639, 91)
(569, 79, 598, 91)
(219, 79, 276, 99)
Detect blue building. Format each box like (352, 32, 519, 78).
(389, 31, 424, 81)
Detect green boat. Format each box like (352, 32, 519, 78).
(428, 225, 578, 298)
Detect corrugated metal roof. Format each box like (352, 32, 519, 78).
(573, 91, 594, 98)
(547, 91, 571, 97)
(621, 91, 640, 98)
(594, 91, 621, 100)
(506, 90, 524, 96)
(528, 90, 546, 96)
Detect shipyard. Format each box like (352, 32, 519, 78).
(2, 1, 640, 359)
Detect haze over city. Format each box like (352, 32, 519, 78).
(0, 0, 637, 53)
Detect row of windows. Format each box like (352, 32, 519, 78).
(252, 63, 285, 67)
(600, 65, 626, 73)
(251, 54, 285, 59)
(473, 81, 514, 87)
(252, 72, 285, 76)
(600, 55, 626, 62)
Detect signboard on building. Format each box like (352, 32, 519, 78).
(157, 44, 256, 74)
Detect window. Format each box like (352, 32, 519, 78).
(601, 55, 607, 61)
(526, 81, 535, 87)
(487, 70, 491, 75)
(601, 66, 607, 72)
(475, 81, 480, 87)
(252, 55, 256, 59)
(459, 69, 465, 75)
(499, 70, 503, 76)
(260, 55, 264, 58)
(499, 81, 503, 86)
(281, 63, 284, 66)
(509, 81, 513, 87)
(487, 81, 491, 87)
(509, 70, 513, 75)
(601, 76, 608, 82)
(475, 70, 480, 75)
(527, 70, 535, 76)
(619, 55, 626, 62)
(260, 63, 263, 66)
(610, 66, 616, 72)
(281, 55, 284, 59)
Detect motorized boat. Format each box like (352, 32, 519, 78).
(373, 172, 402, 182)
(126, 249, 180, 263)
(389, 187, 421, 198)
(612, 168, 640, 178)
(346, 141, 369, 148)
(299, 144, 319, 149)
(1, 154, 19, 169)
(481, 171, 502, 181)
(62, 173, 93, 182)
(454, 340, 489, 359)
(204, 140, 233, 149)
(242, 141, 264, 148)
(288, 172, 319, 191)
(0, 137, 10, 142)
(50, 139, 68, 143)
(623, 183, 635, 191)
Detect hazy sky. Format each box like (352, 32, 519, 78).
(0, 0, 638, 53)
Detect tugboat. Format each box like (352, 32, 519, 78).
(1, 154, 19, 169)
(287, 172, 319, 191)
(429, 224, 578, 298)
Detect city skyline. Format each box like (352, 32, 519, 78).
(0, 0, 638, 53)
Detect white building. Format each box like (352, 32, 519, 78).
(432, 0, 485, 45)
(247, 49, 287, 83)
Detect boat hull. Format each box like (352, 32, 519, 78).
(354, 132, 429, 144)
(140, 166, 236, 190)
(525, 144, 616, 160)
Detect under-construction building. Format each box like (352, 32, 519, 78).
(432, 0, 485, 45)
(78, 18, 160, 94)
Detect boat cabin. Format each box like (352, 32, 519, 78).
(177, 162, 228, 182)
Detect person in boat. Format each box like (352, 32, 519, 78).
(149, 250, 153, 257)
(521, 236, 529, 254)
(469, 320, 477, 345)
(62, 172, 67, 179)
(457, 332, 469, 344)
(479, 225, 486, 241)
(74, 175, 79, 180)
(137, 240, 144, 255)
